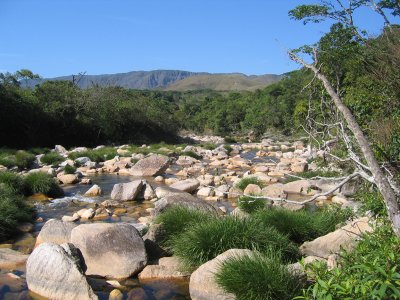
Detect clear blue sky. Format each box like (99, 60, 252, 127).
(0, 0, 389, 77)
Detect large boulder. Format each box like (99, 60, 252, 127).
(170, 178, 200, 193)
(35, 219, 77, 246)
(283, 179, 313, 195)
(153, 193, 218, 217)
(190, 249, 253, 300)
(70, 223, 147, 279)
(154, 186, 188, 198)
(111, 180, 143, 201)
(26, 243, 97, 300)
(57, 174, 79, 184)
(262, 183, 287, 199)
(84, 184, 102, 197)
(300, 217, 373, 258)
(130, 154, 170, 177)
(0, 248, 28, 270)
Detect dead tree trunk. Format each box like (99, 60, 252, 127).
(290, 51, 400, 237)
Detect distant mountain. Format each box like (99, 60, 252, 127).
(22, 70, 282, 91)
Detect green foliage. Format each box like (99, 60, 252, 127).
(216, 252, 304, 300)
(181, 151, 202, 160)
(236, 177, 265, 191)
(283, 170, 342, 183)
(223, 144, 233, 155)
(254, 206, 352, 244)
(23, 172, 64, 198)
(63, 164, 76, 174)
(201, 143, 217, 150)
(154, 206, 214, 248)
(170, 216, 299, 268)
(355, 186, 386, 216)
(40, 151, 64, 166)
(14, 150, 36, 169)
(0, 171, 25, 195)
(68, 147, 117, 162)
(237, 195, 265, 214)
(297, 224, 400, 299)
(224, 136, 237, 143)
(0, 186, 35, 241)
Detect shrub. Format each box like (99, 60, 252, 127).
(40, 152, 64, 166)
(237, 195, 265, 214)
(236, 177, 265, 191)
(355, 187, 386, 216)
(63, 164, 76, 174)
(170, 216, 299, 268)
(155, 206, 215, 247)
(0, 186, 35, 241)
(68, 147, 117, 162)
(224, 136, 237, 143)
(0, 154, 16, 168)
(181, 151, 202, 160)
(297, 224, 400, 299)
(23, 172, 64, 198)
(28, 147, 50, 155)
(0, 171, 25, 195)
(254, 206, 352, 244)
(216, 252, 304, 300)
(15, 150, 36, 169)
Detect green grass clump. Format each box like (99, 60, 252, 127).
(15, 150, 36, 169)
(223, 144, 233, 155)
(254, 206, 352, 244)
(63, 164, 76, 174)
(0, 171, 25, 195)
(28, 147, 50, 155)
(23, 172, 64, 198)
(40, 152, 64, 166)
(216, 252, 304, 300)
(170, 216, 299, 268)
(224, 136, 237, 143)
(155, 206, 214, 248)
(237, 195, 266, 214)
(236, 177, 265, 191)
(68, 147, 118, 162)
(181, 151, 202, 160)
(201, 143, 217, 150)
(0, 186, 35, 241)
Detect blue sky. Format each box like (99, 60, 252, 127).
(0, 0, 390, 77)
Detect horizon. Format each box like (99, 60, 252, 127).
(0, 0, 390, 78)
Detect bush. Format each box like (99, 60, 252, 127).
(237, 195, 266, 214)
(216, 252, 304, 300)
(15, 150, 36, 169)
(63, 164, 76, 174)
(155, 206, 214, 248)
(40, 152, 64, 166)
(0, 154, 16, 168)
(68, 147, 117, 163)
(0, 171, 25, 195)
(224, 136, 237, 143)
(0, 186, 35, 241)
(170, 216, 299, 268)
(23, 172, 64, 198)
(297, 224, 400, 299)
(236, 177, 265, 191)
(254, 206, 352, 244)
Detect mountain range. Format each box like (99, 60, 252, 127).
(22, 70, 282, 91)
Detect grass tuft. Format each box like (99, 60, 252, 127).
(236, 177, 265, 191)
(68, 147, 118, 162)
(40, 152, 64, 166)
(15, 150, 36, 169)
(0, 171, 25, 195)
(215, 251, 304, 300)
(63, 164, 76, 174)
(23, 172, 64, 198)
(237, 195, 266, 214)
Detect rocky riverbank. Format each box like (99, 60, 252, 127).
(0, 136, 371, 299)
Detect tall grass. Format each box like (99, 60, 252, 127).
(215, 252, 304, 300)
(24, 172, 64, 198)
(236, 177, 265, 191)
(0, 171, 25, 195)
(237, 195, 266, 213)
(0, 186, 35, 241)
(40, 152, 64, 166)
(68, 147, 118, 162)
(253, 206, 352, 244)
(170, 216, 299, 268)
(155, 206, 214, 248)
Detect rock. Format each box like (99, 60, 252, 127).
(100, 200, 125, 208)
(243, 184, 262, 195)
(331, 195, 348, 205)
(81, 178, 92, 184)
(54, 145, 68, 155)
(111, 180, 143, 201)
(139, 257, 189, 280)
(170, 178, 200, 193)
(26, 243, 97, 300)
(291, 162, 308, 173)
(17, 222, 34, 233)
(154, 176, 164, 182)
(153, 193, 218, 217)
(109, 289, 123, 300)
(143, 224, 169, 259)
(70, 223, 147, 279)
(62, 215, 79, 222)
(165, 177, 179, 185)
(176, 155, 199, 166)
(190, 249, 253, 300)
(130, 154, 170, 176)
(300, 217, 373, 259)
(283, 179, 312, 195)
(35, 219, 77, 246)
(215, 184, 230, 198)
(197, 187, 215, 197)
(154, 186, 189, 198)
(75, 157, 91, 165)
(57, 174, 79, 184)
(80, 208, 95, 219)
(84, 184, 102, 197)
(262, 183, 287, 199)
(0, 248, 28, 269)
